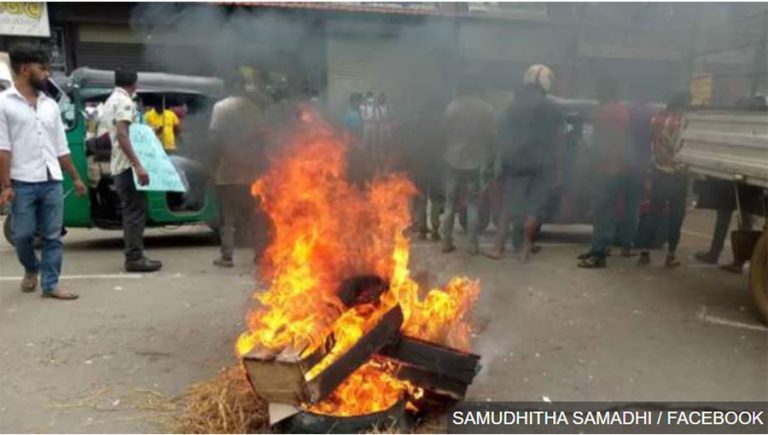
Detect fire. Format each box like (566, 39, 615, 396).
(236, 106, 479, 415)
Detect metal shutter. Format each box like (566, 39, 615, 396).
(325, 20, 451, 117)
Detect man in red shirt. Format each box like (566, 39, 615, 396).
(578, 77, 634, 268)
(636, 92, 690, 267)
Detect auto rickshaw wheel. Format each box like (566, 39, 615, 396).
(748, 230, 768, 324)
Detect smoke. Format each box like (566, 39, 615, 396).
(130, 4, 317, 82)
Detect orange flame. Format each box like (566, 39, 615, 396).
(236, 107, 479, 415)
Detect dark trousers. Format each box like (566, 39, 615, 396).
(613, 172, 645, 250)
(637, 169, 688, 253)
(709, 208, 754, 259)
(589, 172, 644, 257)
(216, 184, 257, 260)
(114, 169, 147, 262)
(493, 171, 551, 251)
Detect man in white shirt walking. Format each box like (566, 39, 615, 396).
(0, 46, 86, 300)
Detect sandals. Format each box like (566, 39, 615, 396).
(578, 255, 606, 269)
(664, 255, 681, 268)
(42, 289, 79, 301)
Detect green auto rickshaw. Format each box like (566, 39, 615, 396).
(3, 68, 225, 245)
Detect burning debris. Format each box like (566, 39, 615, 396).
(235, 107, 481, 431)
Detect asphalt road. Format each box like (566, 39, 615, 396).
(0, 209, 766, 433)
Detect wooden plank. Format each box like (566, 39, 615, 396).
(302, 305, 404, 404)
(378, 336, 480, 384)
(242, 355, 307, 405)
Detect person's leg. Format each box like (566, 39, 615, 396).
(428, 177, 445, 240)
(695, 208, 732, 264)
(665, 174, 688, 266)
(114, 170, 152, 268)
(10, 181, 40, 290)
(440, 167, 461, 252)
(523, 171, 553, 262)
(509, 175, 530, 253)
(464, 170, 481, 255)
(215, 185, 237, 265)
(582, 173, 618, 266)
(411, 174, 428, 238)
(637, 169, 668, 264)
(490, 173, 513, 256)
(37, 181, 64, 294)
(621, 173, 644, 254)
(719, 208, 756, 271)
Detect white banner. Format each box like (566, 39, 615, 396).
(0, 2, 50, 37)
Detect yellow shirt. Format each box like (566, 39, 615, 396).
(143, 109, 180, 151)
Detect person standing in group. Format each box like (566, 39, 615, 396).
(577, 77, 633, 269)
(636, 92, 691, 268)
(144, 102, 181, 154)
(99, 69, 162, 272)
(490, 64, 563, 262)
(618, 95, 656, 256)
(210, 75, 266, 268)
(0, 46, 86, 299)
(402, 95, 446, 241)
(441, 77, 495, 256)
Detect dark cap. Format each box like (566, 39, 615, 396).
(115, 69, 138, 88)
(9, 45, 49, 71)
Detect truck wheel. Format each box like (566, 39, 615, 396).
(749, 231, 768, 324)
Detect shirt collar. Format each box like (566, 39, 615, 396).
(8, 84, 48, 103)
(114, 87, 132, 98)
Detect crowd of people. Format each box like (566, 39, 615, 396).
(0, 44, 751, 303)
(340, 64, 749, 273)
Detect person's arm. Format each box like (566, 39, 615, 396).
(0, 151, 11, 207)
(116, 121, 149, 186)
(0, 108, 13, 207)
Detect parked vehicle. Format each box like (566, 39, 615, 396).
(675, 107, 768, 323)
(3, 68, 226, 246)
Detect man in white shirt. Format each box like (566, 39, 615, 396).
(97, 70, 161, 273)
(0, 46, 86, 300)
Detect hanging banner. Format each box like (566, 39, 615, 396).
(0, 2, 50, 37)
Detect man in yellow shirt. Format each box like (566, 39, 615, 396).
(144, 106, 180, 152)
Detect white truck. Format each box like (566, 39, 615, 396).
(676, 107, 768, 323)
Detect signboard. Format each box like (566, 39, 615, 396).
(690, 73, 713, 106)
(129, 124, 187, 192)
(0, 2, 50, 37)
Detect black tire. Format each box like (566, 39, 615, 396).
(749, 231, 767, 324)
(458, 205, 491, 233)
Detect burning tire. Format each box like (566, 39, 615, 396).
(749, 231, 768, 324)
